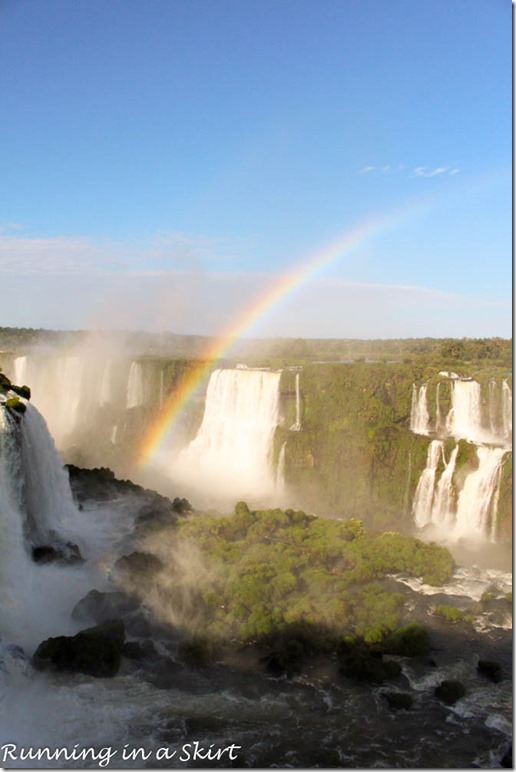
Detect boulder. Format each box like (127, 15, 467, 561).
(477, 658, 502, 683)
(71, 589, 140, 624)
(434, 679, 466, 705)
(114, 551, 164, 592)
(32, 541, 83, 565)
(33, 620, 125, 678)
(382, 691, 414, 710)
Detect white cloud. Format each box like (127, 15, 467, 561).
(358, 164, 460, 179)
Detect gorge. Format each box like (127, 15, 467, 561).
(0, 335, 512, 768)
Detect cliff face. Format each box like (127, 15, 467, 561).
(1, 352, 512, 542)
(275, 363, 512, 540)
(275, 363, 434, 529)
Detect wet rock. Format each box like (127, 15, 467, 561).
(477, 658, 502, 683)
(123, 638, 158, 661)
(71, 589, 140, 624)
(114, 551, 164, 591)
(500, 742, 512, 768)
(434, 679, 466, 705)
(33, 620, 125, 678)
(382, 691, 414, 710)
(32, 541, 83, 565)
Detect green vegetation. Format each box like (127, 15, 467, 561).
(162, 505, 453, 653)
(433, 604, 464, 623)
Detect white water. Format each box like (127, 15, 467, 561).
(173, 368, 282, 502)
(126, 361, 144, 409)
(454, 447, 507, 542)
(446, 380, 485, 444)
(410, 383, 430, 435)
(290, 372, 302, 431)
(411, 377, 512, 542)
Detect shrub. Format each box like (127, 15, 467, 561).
(382, 622, 430, 657)
(434, 604, 463, 623)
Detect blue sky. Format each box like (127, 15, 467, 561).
(0, 0, 511, 339)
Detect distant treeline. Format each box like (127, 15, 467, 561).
(0, 326, 511, 367)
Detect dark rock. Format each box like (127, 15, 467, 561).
(71, 589, 140, 624)
(32, 541, 83, 565)
(177, 637, 215, 668)
(500, 742, 512, 768)
(382, 691, 414, 710)
(434, 679, 466, 705)
(33, 620, 125, 678)
(114, 551, 164, 592)
(123, 639, 158, 661)
(477, 658, 502, 683)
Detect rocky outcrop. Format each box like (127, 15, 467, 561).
(71, 589, 140, 624)
(33, 620, 125, 678)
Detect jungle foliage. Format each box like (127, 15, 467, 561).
(171, 505, 454, 647)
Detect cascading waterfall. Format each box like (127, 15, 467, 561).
(446, 380, 485, 444)
(52, 357, 84, 447)
(454, 447, 507, 542)
(411, 376, 512, 541)
(290, 372, 302, 431)
(13, 356, 27, 387)
(99, 360, 113, 406)
(19, 403, 81, 546)
(502, 379, 512, 439)
(410, 383, 430, 435)
(127, 361, 144, 409)
(0, 397, 86, 648)
(174, 368, 282, 500)
(412, 441, 442, 528)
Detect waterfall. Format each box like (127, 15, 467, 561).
(52, 356, 84, 447)
(412, 441, 442, 528)
(411, 376, 512, 542)
(290, 372, 301, 431)
(18, 403, 81, 546)
(0, 399, 84, 644)
(13, 355, 27, 386)
(502, 379, 512, 440)
(276, 441, 287, 494)
(454, 447, 507, 542)
(445, 380, 484, 444)
(174, 368, 282, 500)
(99, 360, 113, 406)
(410, 383, 430, 435)
(159, 368, 165, 410)
(127, 361, 144, 408)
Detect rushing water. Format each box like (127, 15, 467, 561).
(0, 394, 512, 769)
(171, 368, 283, 503)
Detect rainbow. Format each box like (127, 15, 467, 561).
(136, 202, 424, 467)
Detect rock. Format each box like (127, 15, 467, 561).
(477, 658, 502, 683)
(434, 679, 466, 705)
(71, 589, 140, 624)
(500, 742, 512, 768)
(123, 639, 158, 661)
(32, 541, 83, 565)
(33, 620, 125, 678)
(114, 551, 164, 592)
(382, 691, 414, 710)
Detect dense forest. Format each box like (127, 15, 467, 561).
(0, 326, 511, 368)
